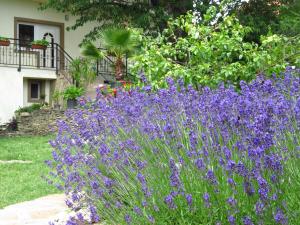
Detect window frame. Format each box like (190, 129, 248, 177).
(27, 79, 45, 103)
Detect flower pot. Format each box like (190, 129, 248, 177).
(31, 44, 47, 50)
(67, 99, 77, 109)
(54, 104, 61, 110)
(0, 40, 10, 46)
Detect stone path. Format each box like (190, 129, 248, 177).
(0, 160, 33, 164)
(0, 194, 69, 225)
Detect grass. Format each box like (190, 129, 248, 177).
(0, 135, 59, 209)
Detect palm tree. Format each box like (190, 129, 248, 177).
(82, 27, 138, 81)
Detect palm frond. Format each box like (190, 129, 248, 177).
(101, 27, 139, 57)
(81, 42, 104, 59)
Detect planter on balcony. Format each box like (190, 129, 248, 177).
(31, 44, 47, 50)
(0, 40, 10, 47)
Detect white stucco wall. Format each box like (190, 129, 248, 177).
(0, 0, 97, 58)
(0, 67, 23, 124)
(0, 66, 55, 124)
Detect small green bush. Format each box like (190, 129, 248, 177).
(63, 85, 84, 100)
(15, 103, 43, 114)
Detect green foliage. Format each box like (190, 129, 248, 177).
(131, 12, 300, 89)
(69, 58, 97, 88)
(82, 27, 139, 59)
(52, 91, 61, 104)
(15, 103, 43, 114)
(63, 85, 84, 100)
(0, 36, 9, 41)
(82, 27, 139, 80)
(276, 0, 300, 36)
(41, 0, 193, 39)
(236, 0, 299, 42)
(31, 39, 49, 46)
(81, 42, 104, 59)
(100, 27, 139, 58)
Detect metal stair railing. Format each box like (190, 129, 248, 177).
(95, 48, 131, 83)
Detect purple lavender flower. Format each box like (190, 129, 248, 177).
(227, 197, 237, 207)
(125, 214, 132, 224)
(195, 158, 205, 170)
(47, 68, 300, 225)
(203, 192, 211, 208)
(186, 194, 193, 206)
(148, 215, 155, 223)
(243, 181, 255, 196)
(133, 206, 142, 215)
(169, 158, 182, 188)
(142, 201, 148, 207)
(206, 170, 218, 185)
(228, 215, 235, 225)
(164, 194, 176, 209)
(243, 216, 254, 225)
(90, 205, 100, 223)
(255, 201, 265, 215)
(274, 209, 288, 224)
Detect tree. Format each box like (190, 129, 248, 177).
(41, 0, 193, 40)
(235, 0, 296, 42)
(82, 27, 138, 81)
(41, 0, 298, 43)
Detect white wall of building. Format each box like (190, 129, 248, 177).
(0, 67, 23, 124)
(0, 66, 55, 124)
(0, 0, 97, 58)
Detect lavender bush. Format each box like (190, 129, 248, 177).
(47, 67, 300, 225)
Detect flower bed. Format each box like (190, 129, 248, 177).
(48, 68, 300, 225)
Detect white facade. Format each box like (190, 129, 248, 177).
(0, 0, 96, 58)
(0, 0, 97, 124)
(0, 66, 57, 124)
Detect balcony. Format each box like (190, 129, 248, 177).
(0, 38, 72, 73)
(0, 38, 133, 85)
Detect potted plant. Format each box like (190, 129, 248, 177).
(0, 36, 10, 46)
(52, 90, 61, 110)
(31, 39, 49, 50)
(63, 85, 84, 109)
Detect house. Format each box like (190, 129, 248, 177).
(0, 0, 100, 124)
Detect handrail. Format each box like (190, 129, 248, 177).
(0, 38, 73, 74)
(96, 48, 130, 83)
(56, 43, 73, 62)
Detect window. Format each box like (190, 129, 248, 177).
(28, 80, 45, 103)
(30, 82, 40, 100)
(18, 24, 34, 46)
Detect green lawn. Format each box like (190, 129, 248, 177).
(0, 136, 59, 208)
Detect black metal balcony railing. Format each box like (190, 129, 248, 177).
(0, 38, 72, 73)
(0, 38, 133, 84)
(95, 48, 129, 83)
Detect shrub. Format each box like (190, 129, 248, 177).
(48, 68, 300, 225)
(63, 85, 84, 100)
(69, 58, 97, 88)
(131, 13, 300, 89)
(15, 103, 43, 114)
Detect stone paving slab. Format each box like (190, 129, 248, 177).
(0, 160, 33, 164)
(0, 194, 69, 225)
